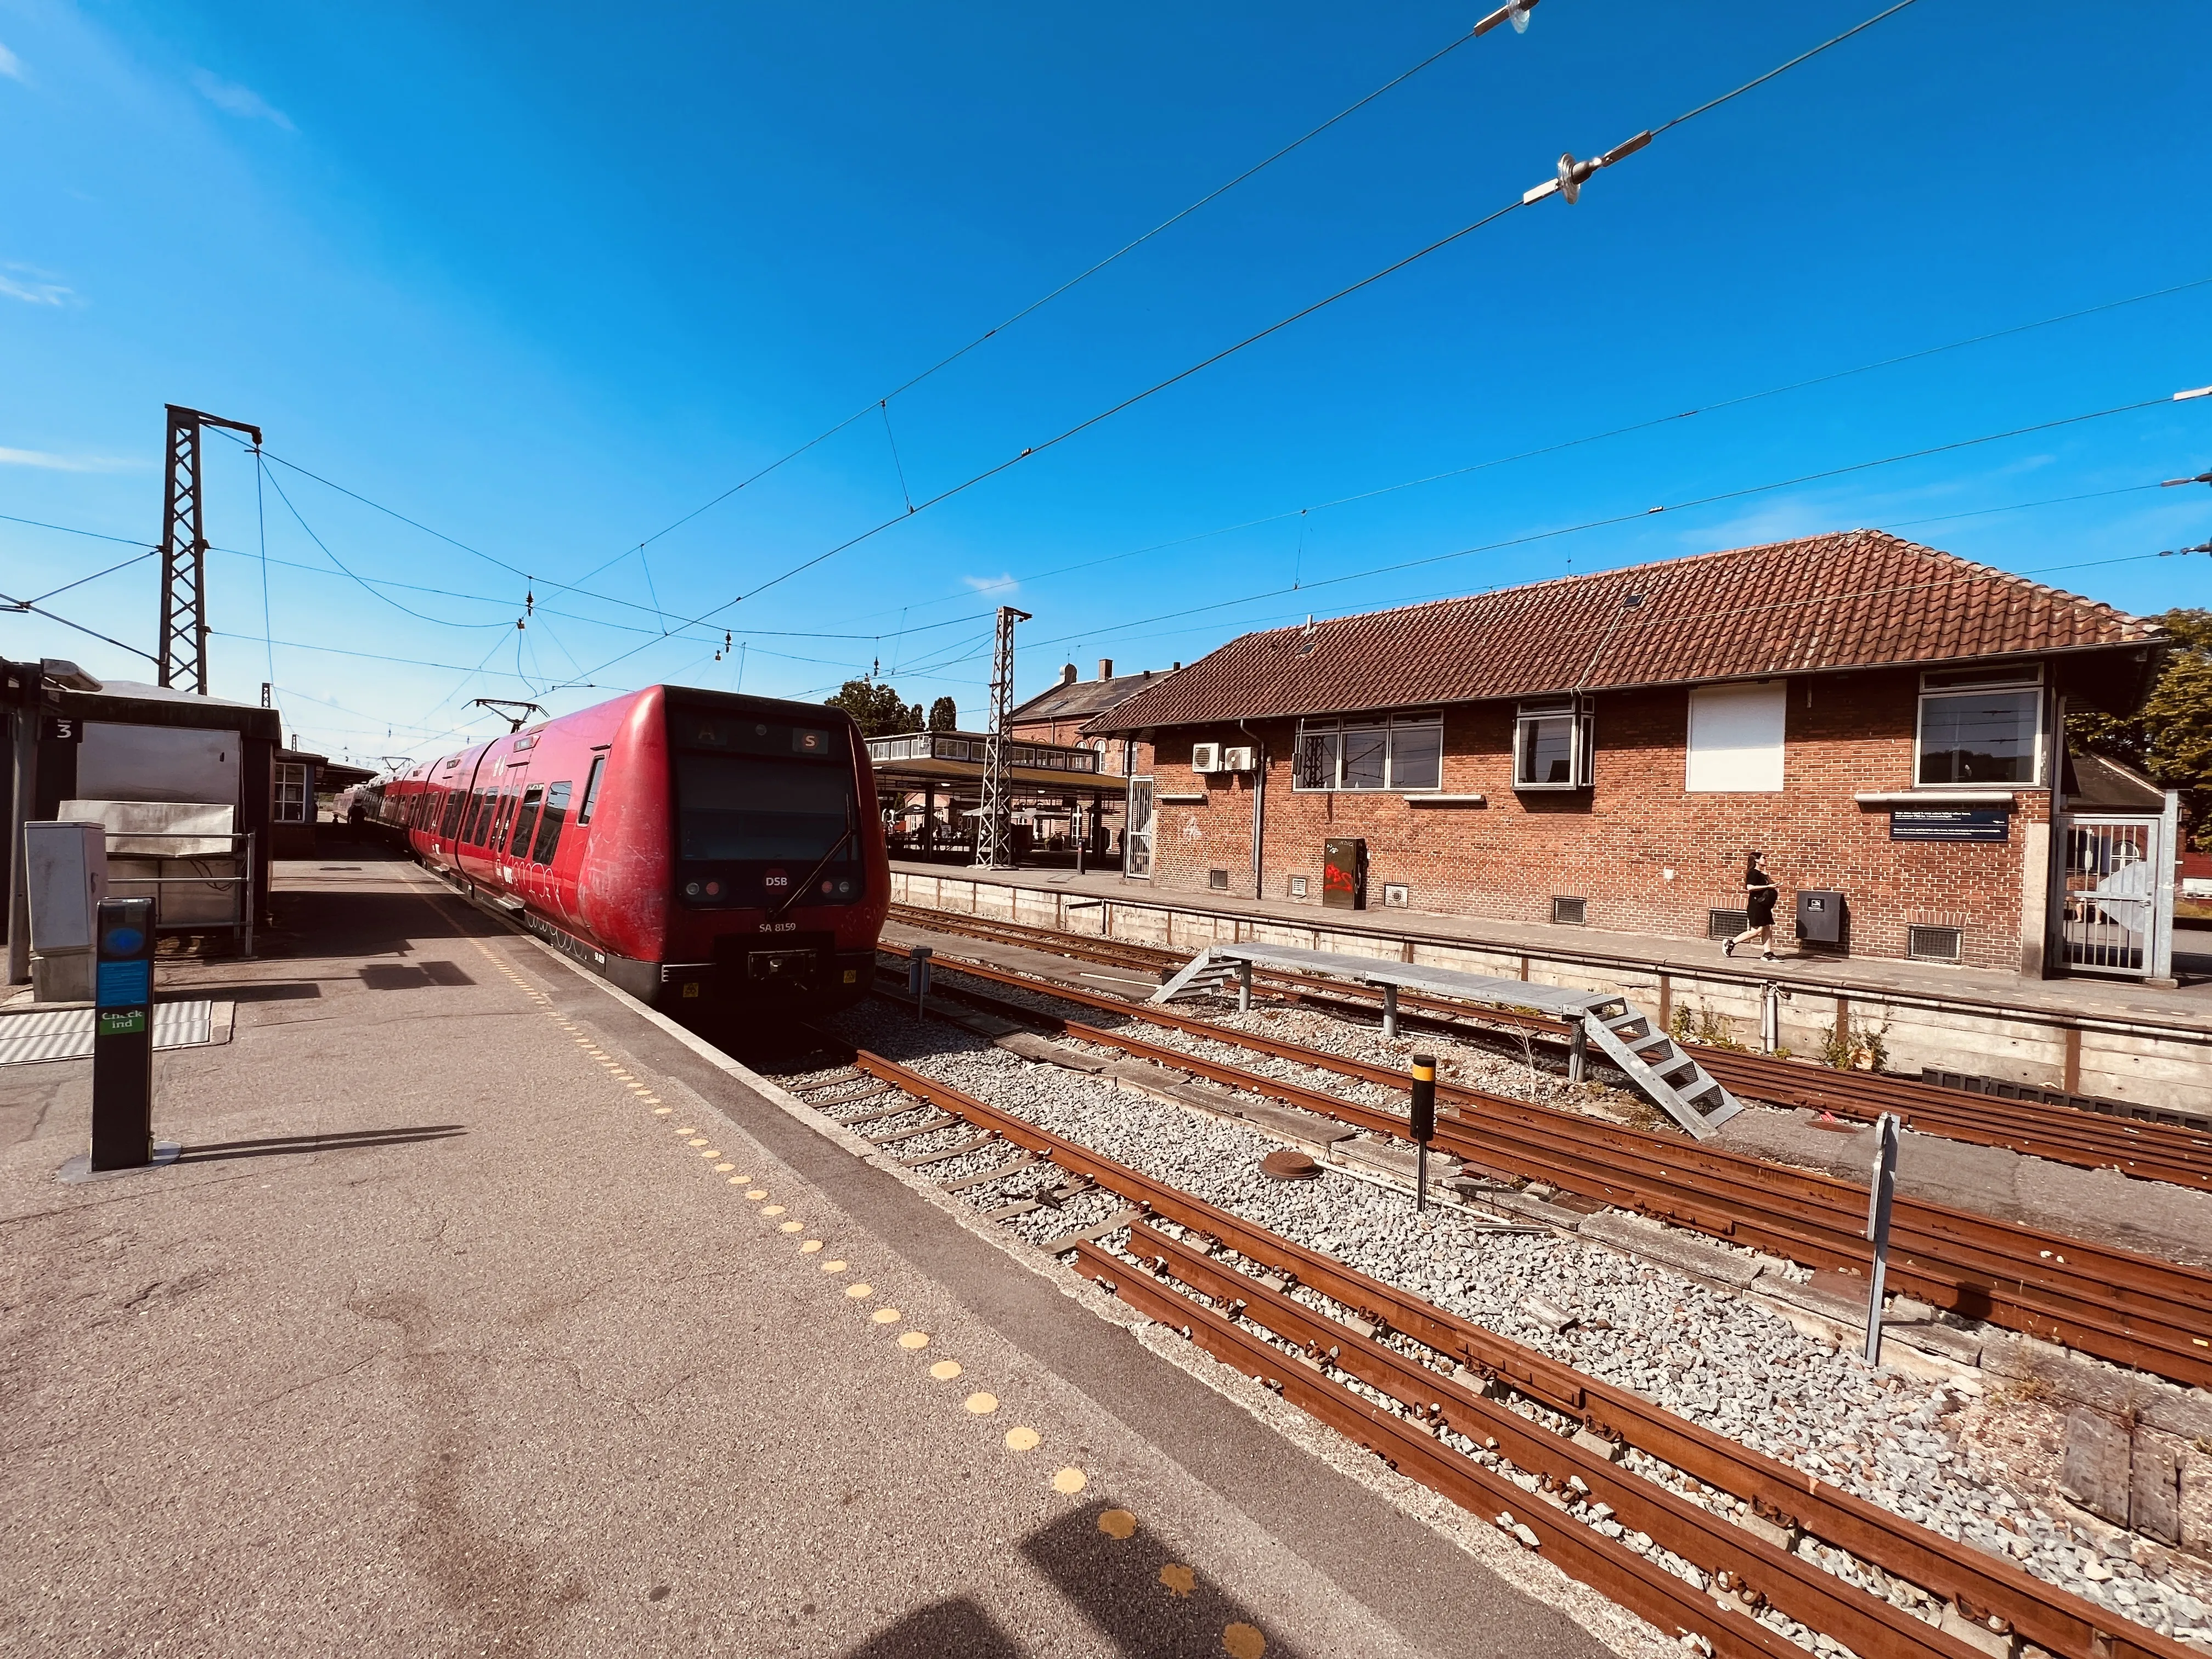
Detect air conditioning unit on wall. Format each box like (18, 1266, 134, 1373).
(1221, 746, 1256, 772)
(1190, 742, 1224, 774)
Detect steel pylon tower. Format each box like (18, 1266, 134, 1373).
(975, 604, 1031, 868)
(158, 404, 263, 693)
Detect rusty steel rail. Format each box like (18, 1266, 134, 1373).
(828, 1043, 2188, 1659)
(886, 904, 2212, 1193)
(875, 944, 2212, 1391)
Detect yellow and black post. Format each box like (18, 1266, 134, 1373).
(1409, 1052, 1436, 1211)
(90, 896, 156, 1171)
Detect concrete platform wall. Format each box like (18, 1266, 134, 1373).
(892, 871, 2212, 1118)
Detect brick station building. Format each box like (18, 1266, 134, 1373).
(1081, 531, 2166, 976)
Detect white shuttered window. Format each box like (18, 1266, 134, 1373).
(1685, 682, 1786, 793)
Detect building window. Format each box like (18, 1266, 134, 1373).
(1512, 697, 1591, 791)
(1291, 712, 1443, 792)
(1685, 681, 1786, 793)
(1916, 666, 2042, 786)
(273, 762, 308, 823)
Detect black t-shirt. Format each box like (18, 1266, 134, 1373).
(1746, 867, 1777, 924)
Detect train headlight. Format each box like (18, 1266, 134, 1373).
(684, 881, 701, 897)
(705, 879, 722, 898)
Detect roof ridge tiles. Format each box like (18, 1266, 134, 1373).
(1081, 528, 2157, 735)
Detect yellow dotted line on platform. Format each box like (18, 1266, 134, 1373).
(463, 936, 1268, 1656)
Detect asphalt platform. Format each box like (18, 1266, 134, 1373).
(0, 849, 1646, 1659)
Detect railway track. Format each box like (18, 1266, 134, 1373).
(876, 936, 2212, 1393)
(771, 1030, 2197, 1659)
(886, 902, 2212, 1194)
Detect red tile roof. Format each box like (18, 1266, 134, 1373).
(1084, 530, 2159, 732)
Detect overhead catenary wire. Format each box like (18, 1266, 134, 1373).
(592, 5, 1543, 572)
(556, 0, 1934, 691)
(124, 257, 2204, 682)
(830, 270, 2212, 625)
(977, 387, 2205, 660)
(19, 548, 157, 606)
(3, 592, 161, 663)
(259, 461, 512, 630)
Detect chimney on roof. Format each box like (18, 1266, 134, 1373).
(1171, 662, 1180, 671)
(1059, 663, 1077, 686)
(1097, 658, 1113, 680)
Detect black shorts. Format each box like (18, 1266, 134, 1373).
(1747, 897, 1776, 927)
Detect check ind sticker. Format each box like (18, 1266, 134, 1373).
(97, 1008, 147, 1037)
(97, 960, 152, 1006)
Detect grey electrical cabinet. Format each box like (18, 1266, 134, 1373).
(25, 820, 109, 1002)
(1796, 889, 1845, 945)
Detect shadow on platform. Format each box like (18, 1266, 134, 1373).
(174, 1125, 467, 1164)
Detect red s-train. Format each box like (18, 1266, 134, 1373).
(375, 686, 888, 1015)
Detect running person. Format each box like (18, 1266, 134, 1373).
(1724, 853, 1781, 961)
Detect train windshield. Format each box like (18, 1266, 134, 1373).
(674, 754, 854, 862)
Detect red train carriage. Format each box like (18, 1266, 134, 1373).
(380, 686, 888, 1015)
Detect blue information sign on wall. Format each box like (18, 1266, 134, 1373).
(1890, 807, 2010, 843)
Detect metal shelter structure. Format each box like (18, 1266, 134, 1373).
(1153, 941, 1745, 1139)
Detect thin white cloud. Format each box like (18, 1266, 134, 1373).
(191, 69, 295, 132)
(0, 41, 26, 82)
(0, 447, 146, 472)
(962, 573, 1019, 594)
(0, 263, 71, 306)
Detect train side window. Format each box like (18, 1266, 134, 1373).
(463, 790, 489, 845)
(509, 785, 544, 857)
(532, 781, 572, 865)
(487, 790, 512, 850)
(441, 789, 467, 839)
(578, 755, 606, 825)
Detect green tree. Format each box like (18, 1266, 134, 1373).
(2067, 608, 2212, 848)
(824, 680, 922, 737)
(928, 696, 960, 731)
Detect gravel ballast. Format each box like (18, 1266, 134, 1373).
(786, 995, 2212, 1649)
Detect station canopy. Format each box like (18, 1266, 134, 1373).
(866, 731, 1126, 802)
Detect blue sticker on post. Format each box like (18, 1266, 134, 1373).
(96, 959, 151, 1008)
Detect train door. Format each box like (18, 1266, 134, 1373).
(488, 777, 522, 874)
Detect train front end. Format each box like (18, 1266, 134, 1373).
(640, 689, 888, 1018)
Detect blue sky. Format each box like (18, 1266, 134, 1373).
(2, 0, 2208, 766)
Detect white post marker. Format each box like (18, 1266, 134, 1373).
(1863, 1112, 1901, 1363)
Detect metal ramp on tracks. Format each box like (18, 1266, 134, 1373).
(1152, 943, 1742, 1140)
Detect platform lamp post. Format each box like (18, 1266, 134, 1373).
(1409, 1053, 1437, 1213)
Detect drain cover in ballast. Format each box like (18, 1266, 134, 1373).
(1259, 1149, 1321, 1181)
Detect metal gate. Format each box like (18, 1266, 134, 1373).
(1125, 777, 1155, 879)
(2062, 812, 2171, 978)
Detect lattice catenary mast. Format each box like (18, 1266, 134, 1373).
(975, 604, 1031, 868)
(158, 404, 263, 695)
